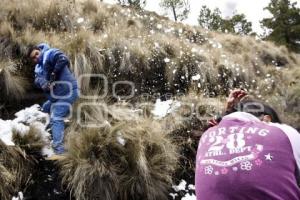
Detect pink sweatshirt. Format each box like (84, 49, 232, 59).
(195, 112, 300, 200)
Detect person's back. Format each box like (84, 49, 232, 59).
(196, 111, 300, 200)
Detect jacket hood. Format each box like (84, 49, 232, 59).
(37, 43, 50, 64)
(37, 43, 50, 53)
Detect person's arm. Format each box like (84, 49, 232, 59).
(206, 89, 248, 128)
(49, 50, 70, 80)
(224, 89, 248, 115)
(34, 75, 50, 92)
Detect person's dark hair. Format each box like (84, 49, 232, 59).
(236, 99, 281, 123)
(26, 45, 40, 58)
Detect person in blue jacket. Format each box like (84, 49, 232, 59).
(27, 43, 79, 159)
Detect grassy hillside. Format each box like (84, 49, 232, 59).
(0, 0, 300, 199)
(0, 0, 299, 125)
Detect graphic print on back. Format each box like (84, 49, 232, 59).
(197, 124, 271, 176)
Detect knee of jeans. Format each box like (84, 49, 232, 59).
(42, 103, 51, 113)
(50, 117, 65, 125)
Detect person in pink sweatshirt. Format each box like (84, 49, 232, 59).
(195, 89, 300, 200)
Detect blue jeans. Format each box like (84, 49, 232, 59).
(42, 89, 79, 154)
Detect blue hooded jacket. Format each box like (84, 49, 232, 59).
(34, 43, 78, 102)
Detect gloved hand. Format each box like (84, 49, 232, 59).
(41, 82, 51, 92)
(50, 72, 56, 83)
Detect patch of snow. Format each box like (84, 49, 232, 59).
(0, 105, 51, 156)
(191, 48, 197, 53)
(152, 99, 181, 119)
(42, 145, 55, 157)
(191, 74, 201, 81)
(0, 119, 15, 145)
(157, 24, 163, 29)
(164, 58, 170, 63)
(169, 193, 178, 200)
(12, 191, 23, 200)
(217, 43, 223, 48)
(188, 184, 195, 190)
(116, 131, 126, 146)
(182, 193, 196, 200)
(172, 180, 187, 192)
(14, 104, 49, 124)
(77, 17, 84, 24)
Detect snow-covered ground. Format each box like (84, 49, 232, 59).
(12, 192, 24, 200)
(171, 180, 196, 200)
(0, 104, 54, 156)
(152, 99, 181, 119)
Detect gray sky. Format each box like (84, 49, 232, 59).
(103, 0, 300, 34)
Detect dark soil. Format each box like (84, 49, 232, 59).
(24, 158, 72, 200)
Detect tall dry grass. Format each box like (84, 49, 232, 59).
(0, 140, 33, 200)
(60, 116, 178, 200)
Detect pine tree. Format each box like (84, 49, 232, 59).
(198, 6, 223, 31)
(261, 0, 300, 52)
(160, 0, 190, 22)
(198, 6, 253, 35)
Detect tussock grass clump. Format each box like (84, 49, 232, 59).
(12, 123, 47, 155)
(0, 140, 33, 200)
(82, 0, 98, 14)
(1, 0, 74, 32)
(0, 61, 28, 101)
(60, 119, 178, 200)
(159, 94, 224, 181)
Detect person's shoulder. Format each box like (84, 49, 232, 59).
(222, 112, 260, 123)
(269, 123, 300, 138)
(44, 48, 62, 60)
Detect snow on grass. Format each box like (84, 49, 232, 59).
(191, 74, 201, 81)
(0, 104, 53, 156)
(182, 193, 196, 200)
(77, 17, 84, 24)
(169, 193, 178, 200)
(12, 191, 23, 200)
(172, 179, 187, 192)
(188, 184, 195, 190)
(171, 180, 196, 200)
(152, 99, 181, 119)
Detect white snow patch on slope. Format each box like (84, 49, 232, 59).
(0, 105, 53, 156)
(172, 180, 187, 192)
(182, 193, 196, 200)
(12, 191, 24, 200)
(152, 99, 181, 119)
